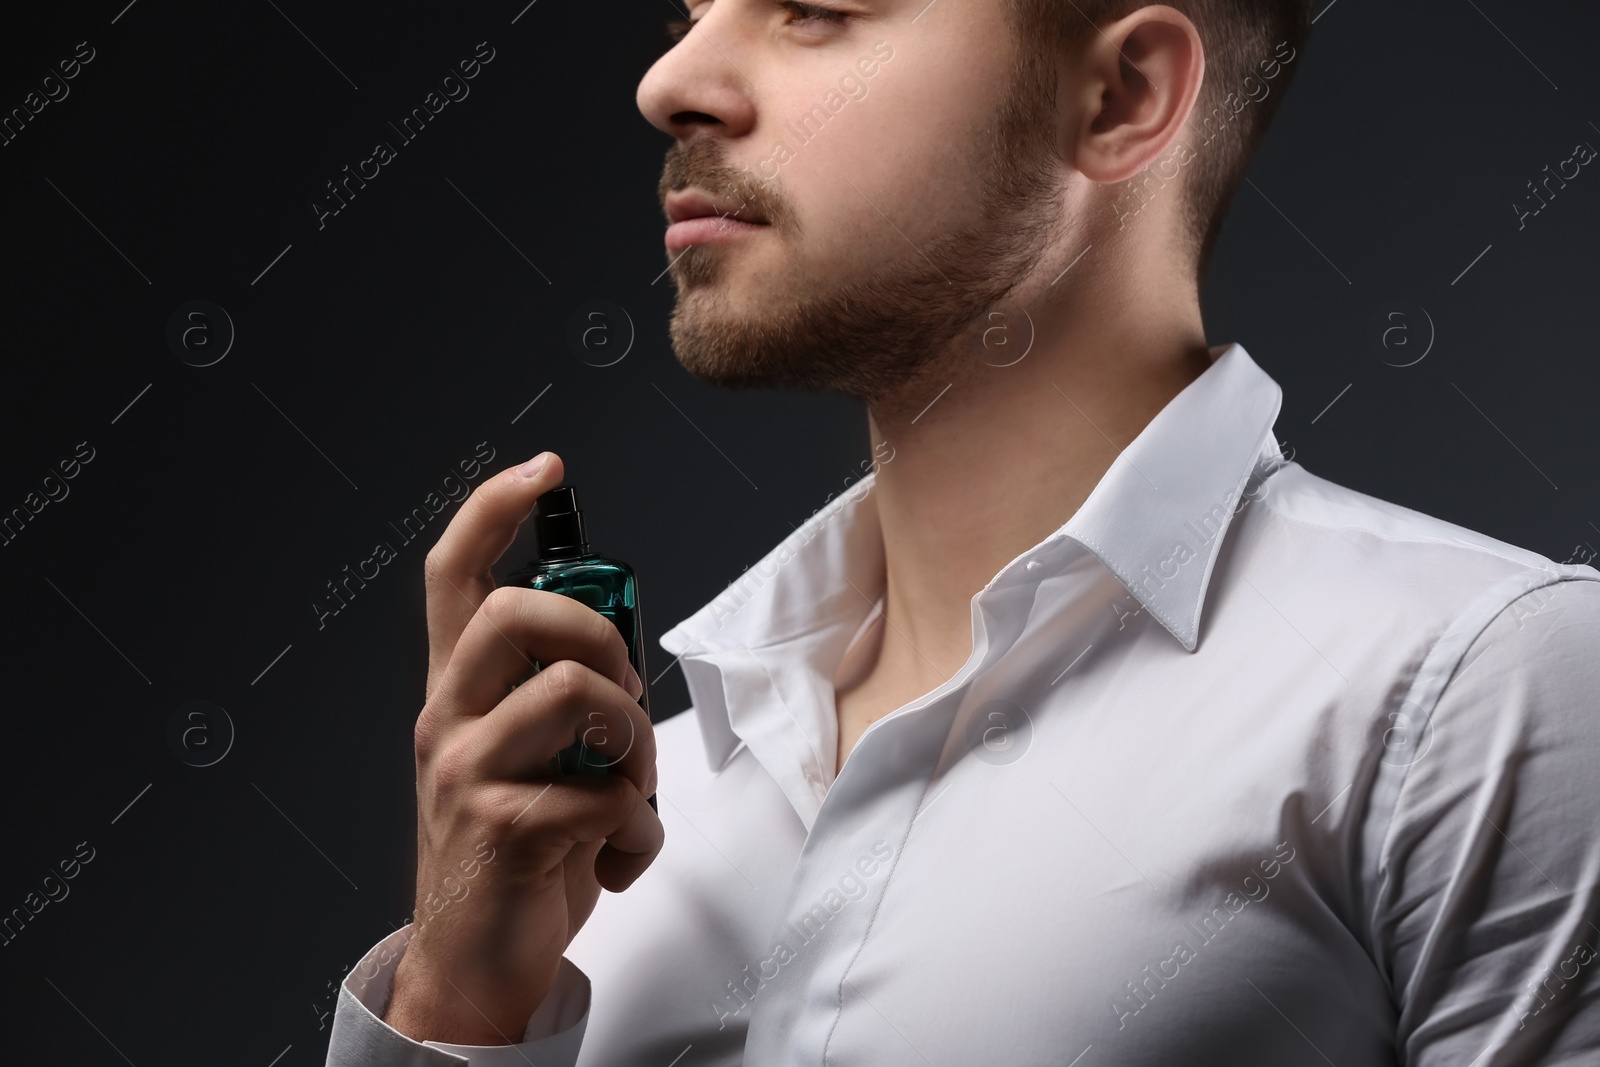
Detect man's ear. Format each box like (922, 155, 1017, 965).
(1064, 5, 1205, 185)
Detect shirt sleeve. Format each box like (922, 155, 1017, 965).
(1372, 575, 1600, 1065)
(324, 922, 591, 1067)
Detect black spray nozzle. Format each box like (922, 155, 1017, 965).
(533, 484, 589, 561)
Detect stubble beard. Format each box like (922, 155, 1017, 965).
(663, 56, 1063, 417)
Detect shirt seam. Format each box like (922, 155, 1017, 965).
(819, 769, 937, 1065)
(1365, 572, 1600, 977)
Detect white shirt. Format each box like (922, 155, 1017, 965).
(326, 342, 1600, 1066)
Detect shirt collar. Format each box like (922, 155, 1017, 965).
(659, 341, 1285, 770)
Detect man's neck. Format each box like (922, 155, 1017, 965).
(832, 304, 1213, 768)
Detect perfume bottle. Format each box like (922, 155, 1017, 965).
(501, 484, 655, 811)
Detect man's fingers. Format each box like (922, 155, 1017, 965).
(484, 774, 664, 881)
(423, 451, 565, 696)
(432, 586, 638, 723)
(470, 658, 657, 799)
(593, 788, 666, 892)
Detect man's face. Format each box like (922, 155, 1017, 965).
(637, 0, 1065, 409)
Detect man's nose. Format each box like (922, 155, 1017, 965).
(636, 7, 758, 143)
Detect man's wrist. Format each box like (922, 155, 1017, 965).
(383, 950, 547, 1046)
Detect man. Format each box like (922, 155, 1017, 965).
(327, 0, 1600, 1063)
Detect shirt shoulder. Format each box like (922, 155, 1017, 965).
(1247, 460, 1599, 627)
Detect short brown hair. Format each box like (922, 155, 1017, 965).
(1007, 0, 1315, 282)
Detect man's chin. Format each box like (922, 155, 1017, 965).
(661, 208, 1053, 407)
(669, 319, 953, 412)
(666, 275, 793, 380)
(668, 312, 810, 393)
(666, 246, 727, 292)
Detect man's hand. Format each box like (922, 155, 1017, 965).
(383, 451, 662, 1046)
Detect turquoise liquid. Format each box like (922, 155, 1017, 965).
(500, 554, 649, 777)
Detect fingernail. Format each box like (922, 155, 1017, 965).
(645, 764, 658, 797)
(518, 452, 551, 478)
(624, 663, 644, 701)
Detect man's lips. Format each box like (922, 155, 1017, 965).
(664, 215, 769, 253)
(664, 189, 768, 225)
(663, 189, 770, 253)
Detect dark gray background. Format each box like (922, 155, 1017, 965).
(1, 0, 1595, 1062)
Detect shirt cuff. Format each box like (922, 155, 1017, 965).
(327, 922, 590, 1067)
